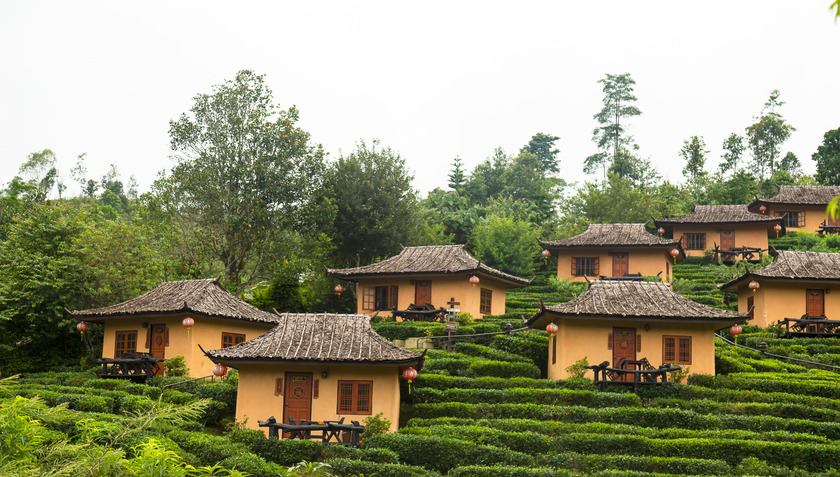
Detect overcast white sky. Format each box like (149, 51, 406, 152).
(1, 1, 838, 198)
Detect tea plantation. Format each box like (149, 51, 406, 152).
(4, 256, 840, 475)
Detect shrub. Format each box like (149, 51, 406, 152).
(164, 356, 189, 377)
(565, 357, 589, 379)
(452, 343, 531, 363)
(449, 466, 567, 477)
(216, 453, 285, 477)
(326, 458, 444, 477)
(360, 412, 391, 445)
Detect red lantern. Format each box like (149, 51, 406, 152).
(670, 248, 680, 264)
(759, 205, 767, 213)
(334, 284, 345, 298)
(730, 324, 743, 343)
(748, 280, 759, 293)
(541, 249, 551, 264)
(774, 223, 782, 238)
(182, 317, 195, 337)
(402, 367, 418, 394)
(213, 364, 228, 377)
(469, 275, 480, 287)
(657, 227, 665, 237)
(546, 323, 559, 335)
(76, 322, 88, 341)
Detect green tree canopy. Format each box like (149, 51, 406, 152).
(587, 73, 642, 183)
(520, 132, 560, 174)
(746, 90, 795, 179)
(680, 135, 708, 186)
(812, 127, 840, 185)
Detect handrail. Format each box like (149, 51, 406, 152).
(715, 333, 840, 372)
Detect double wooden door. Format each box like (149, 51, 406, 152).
(807, 289, 825, 317)
(283, 372, 313, 425)
(612, 253, 628, 277)
(415, 280, 432, 305)
(720, 230, 735, 251)
(612, 327, 637, 381)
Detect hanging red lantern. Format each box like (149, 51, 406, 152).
(657, 227, 665, 237)
(76, 322, 88, 341)
(670, 248, 680, 264)
(546, 323, 559, 335)
(182, 317, 195, 338)
(334, 284, 345, 298)
(774, 223, 782, 238)
(212, 364, 228, 377)
(541, 249, 551, 264)
(759, 205, 767, 213)
(469, 275, 480, 287)
(730, 324, 743, 343)
(748, 280, 759, 293)
(402, 367, 418, 394)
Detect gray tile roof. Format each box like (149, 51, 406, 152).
(68, 278, 280, 324)
(540, 223, 679, 248)
(720, 250, 840, 290)
(655, 204, 781, 225)
(204, 313, 423, 366)
(754, 186, 840, 206)
(527, 280, 745, 327)
(327, 245, 530, 286)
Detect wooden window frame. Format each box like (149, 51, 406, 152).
(222, 332, 246, 348)
(373, 286, 398, 311)
(336, 380, 373, 415)
(572, 257, 599, 277)
(662, 335, 692, 365)
(362, 287, 375, 311)
(115, 330, 138, 358)
(480, 288, 492, 315)
(683, 233, 706, 250)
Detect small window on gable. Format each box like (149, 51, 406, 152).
(115, 331, 138, 358)
(337, 380, 372, 415)
(222, 332, 246, 348)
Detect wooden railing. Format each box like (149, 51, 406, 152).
(585, 359, 681, 392)
(98, 354, 164, 381)
(779, 316, 840, 338)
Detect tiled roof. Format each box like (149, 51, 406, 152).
(205, 313, 424, 366)
(754, 186, 840, 206)
(655, 205, 781, 225)
(68, 278, 280, 324)
(720, 250, 840, 290)
(327, 245, 530, 286)
(539, 223, 679, 248)
(527, 281, 745, 327)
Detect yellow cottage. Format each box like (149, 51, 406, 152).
(539, 223, 684, 282)
(203, 313, 424, 435)
(527, 281, 746, 378)
(719, 250, 840, 329)
(655, 205, 783, 258)
(749, 185, 840, 234)
(68, 278, 279, 378)
(327, 245, 530, 319)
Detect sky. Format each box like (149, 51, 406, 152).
(1, 1, 838, 198)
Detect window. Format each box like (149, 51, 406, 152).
(681, 233, 706, 250)
(337, 380, 372, 414)
(780, 211, 804, 228)
(663, 336, 692, 365)
(115, 331, 137, 358)
(222, 332, 246, 348)
(480, 288, 492, 315)
(572, 257, 599, 277)
(363, 286, 398, 311)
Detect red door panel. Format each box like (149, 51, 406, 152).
(283, 372, 313, 425)
(414, 281, 432, 305)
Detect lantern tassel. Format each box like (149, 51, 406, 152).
(408, 380, 412, 394)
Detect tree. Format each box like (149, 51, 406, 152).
(501, 152, 559, 223)
(448, 157, 466, 191)
(154, 70, 325, 289)
(779, 151, 802, 176)
(812, 127, 840, 185)
(746, 90, 795, 179)
(321, 139, 419, 267)
(588, 73, 642, 183)
(719, 133, 745, 175)
(680, 136, 708, 185)
(470, 211, 539, 277)
(520, 132, 560, 174)
(18, 149, 58, 192)
(462, 148, 509, 205)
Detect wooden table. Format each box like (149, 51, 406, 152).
(98, 355, 164, 381)
(257, 416, 365, 447)
(585, 360, 681, 392)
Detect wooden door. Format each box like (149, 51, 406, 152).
(612, 327, 637, 381)
(415, 280, 432, 306)
(283, 372, 313, 425)
(720, 230, 735, 251)
(806, 289, 825, 317)
(612, 253, 628, 277)
(149, 324, 167, 376)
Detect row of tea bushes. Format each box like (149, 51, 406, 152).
(416, 373, 595, 391)
(414, 387, 641, 407)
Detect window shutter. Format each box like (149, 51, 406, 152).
(593, 257, 600, 276)
(700, 233, 706, 249)
(608, 333, 613, 350)
(636, 334, 641, 352)
(164, 327, 169, 346)
(389, 285, 399, 309)
(275, 378, 283, 396)
(571, 258, 577, 276)
(145, 330, 150, 349)
(313, 379, 319, 398)
(798, 212, 805, 228)
(680, 234, 688, 249)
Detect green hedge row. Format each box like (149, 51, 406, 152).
(409, 403, 840, 439)
(404, 418, 831, 445)
(168, 429, 284, 476)
(452, 342, 532, 363)
(636, 383, 840, 412)
(423, 358, 540, 379)
(414, 387, 641, 408)
(325, 458, 444, 477)
(416, 373, 595, 391)
(650, 397, 840, 422)
(689, 372, 840, 399)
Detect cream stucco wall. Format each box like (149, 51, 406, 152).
(354, 275, 510, 318)
(555, 248, 673, 282)
(762, 205, 835, 234)
(101, 316, 273, 377)
(672, 224, 772, 257)
(545, 318, 722, 379)
(234, 364, 402, 435)
(737, 282, 840, 328)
